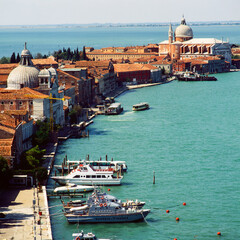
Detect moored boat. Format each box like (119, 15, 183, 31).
(132, 102, 149, 111)
(64, 189, 150, 223)
(177, 72, 217, 81)
(53, 184, 94, 194)
(54, 160, 127, 174)
(51, 164, 123, 186)
(72, 230, 110, 240)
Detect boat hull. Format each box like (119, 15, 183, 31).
(54, 186, 94, 194)
(65, 210, 150, 223)
(51, 177, 122, 186)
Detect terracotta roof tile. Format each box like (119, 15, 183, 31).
(0, 87, 48, 100)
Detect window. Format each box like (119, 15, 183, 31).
(97, 175, 101, 178)
(19, 101, 22, 105)
(1, 101, 4, 105)
(102, 175, 106, 178)
(30, 101, 33, 105)
(10, 101, 13, 105)
(92, 175, 96, 178)
(73, 175, 80, 178)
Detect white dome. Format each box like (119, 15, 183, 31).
(7, 65, 39, 90)
(175, 24, 193, 38)
(48, 67, 57, 77)
(175, 16, 193, 39)
(39, 68, 51, 77)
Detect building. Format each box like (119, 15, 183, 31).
(86, 46, 158, 61)
(159, 16, 232, 63)
(0, 110, 34, 167)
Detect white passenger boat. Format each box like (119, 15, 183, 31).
(53, 184, 94, 194)
(51, 164, 123, 186)
(132, 102, 149, 111)
(54, 160, 127, 173)
(72, 230, 110, 240)
(106, 103, 123, 115)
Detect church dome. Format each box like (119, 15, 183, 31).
(48, 67, 57, 77)
(39, 68, 51, 78)
(7, 43, 39, 90)
(175, 16, 193, 40)
(7, 65, 39, 89)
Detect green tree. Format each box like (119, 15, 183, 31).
(21, 145, 46, 169)
(0, 156, 12, 188)
(0, 56, 9, 64)
(36, 167, 48, 184)
(35, 53, 43, 59)
(16, 53, 21, 63)
(10, 52, 16, 63)
(68, 109, 78, 124)
(82, 46, 86, 60)
(32, 120, 50, 146)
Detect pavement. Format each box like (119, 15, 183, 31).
(0, 186, 52, 240)
(0, 142, 56, 240)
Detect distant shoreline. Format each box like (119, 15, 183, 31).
(0, 21, 240, 29)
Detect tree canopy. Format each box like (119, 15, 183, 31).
(0, 156, 12, 188)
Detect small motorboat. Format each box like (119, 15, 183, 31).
(72, 230, 110, 240)
(53, 184, 94, 194)
(132, 102, 149, 111)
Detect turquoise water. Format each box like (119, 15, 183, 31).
(0, 25, 240, 58)
(48, 72, 240, 239)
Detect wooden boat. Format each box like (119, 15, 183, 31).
(132, 102, 149, 111)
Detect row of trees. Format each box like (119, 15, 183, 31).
(53, 46, 87, 61)
(0, 46, 87, 64)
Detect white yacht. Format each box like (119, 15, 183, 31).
(51, 164, 123, 186)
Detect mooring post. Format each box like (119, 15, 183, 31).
(153, 171, 155, 184)
(106, 155, 108, 161)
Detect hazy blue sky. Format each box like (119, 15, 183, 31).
(1, 0, 239, 25)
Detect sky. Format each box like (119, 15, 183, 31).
(1, 0, 240, 25)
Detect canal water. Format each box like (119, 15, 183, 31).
(48, 71, 240, 240)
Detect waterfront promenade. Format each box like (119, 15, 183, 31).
(0, 143, 57, 240)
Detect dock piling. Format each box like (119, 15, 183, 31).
(153, 171, 155, 184)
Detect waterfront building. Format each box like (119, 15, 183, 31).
(113, 63, 162, 84)
(0, 110, 34, 167)
(86, 46, 158, 61)
(159, 16, 232, 63)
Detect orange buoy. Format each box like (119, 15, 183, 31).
(174, 238, 177, 240)
(217, 232, 221, 236)
(183, 202, 186, 206)
(166, 209, 170, 213)
(108, 188, 111, 191)
(176, 217, 180, 221)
